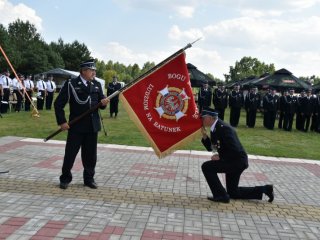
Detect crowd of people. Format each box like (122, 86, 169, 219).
(0, 70, 57, 114)
(198, 81, 320, 133)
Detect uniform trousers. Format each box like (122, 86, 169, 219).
(37, 90, 45, 110)
(60, 131, 98, 184)
(109, 99, 119, 116)
(202, 160, 264, 200)
(216, 107, 226, 121)
(46, 91, 54, 110)
(25, 91, 32, 111)
(278, 111, 285, 129)
(246, 109, 257, 128)
(283, 113, 294, 131)
(229, 107, 241, 127)
(0, 88, 10, 113)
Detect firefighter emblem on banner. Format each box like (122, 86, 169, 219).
(155, 86, 189, 121)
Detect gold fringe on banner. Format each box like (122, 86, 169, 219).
(120, 94, 202, 159)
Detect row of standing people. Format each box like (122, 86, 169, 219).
(0, 70, 57, 113)
(198, 82, 320, 133)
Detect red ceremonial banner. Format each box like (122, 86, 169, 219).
(120, 52, 202, 158)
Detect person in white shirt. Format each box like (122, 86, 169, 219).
(45, 75, 56, 110)
(23, 75, 34, 111)
(0, 69, 12, 114)
(12, 74, 24, 112)
(36, 74, 47, 110)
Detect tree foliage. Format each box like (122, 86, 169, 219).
(225, 56, 275, 82)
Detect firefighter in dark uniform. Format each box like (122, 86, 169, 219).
(283, 89, 297, 131)
(301, 89, 314, 132)
(213, 84, 228, 120)
(244, 86, 260, 128)
(198, 81, 212, 113)
(278, 90, 288, 129)
(311, 92, 320, 132)
(200, 108, 274, 203)
(107, 76, 122, 118)
(228, 84, 243, 127)
(263, 88, 279, 130)
(295, 90, 305, 131)
(54, 59, 109, 190)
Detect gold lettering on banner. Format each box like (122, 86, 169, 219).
(153, 122, 181, 132)
(167, 73, 187, 82)
(143, 84, 154, 110)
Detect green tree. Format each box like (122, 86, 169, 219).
(0, 24, 15, 71)
(103, 69, 117, 85)
(131, 63, 140, 79)
(225, 56, 275, 82)
(141, 61, 155, 74)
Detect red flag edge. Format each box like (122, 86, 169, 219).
(120, 93, 202, 158)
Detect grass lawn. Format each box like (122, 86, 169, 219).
(0, 101, 319, 160)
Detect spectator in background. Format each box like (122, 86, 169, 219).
(46, 75, 56, 110)
(24, 75, 34, 111)
(263, 88, 278, 130)
(301, 89, 314, 132)
(295, 90, 305, 131)
(12, 74, 24, 112)
(0, 69, 12, 113)
(244, 86, 260, 128)
(283, 89, 297, 131)
(107, 76, 122, 118)
(36, 74, 47, 110)
(228, 84, 243, 127)
(198, 81, 212, 114)
(278, 90, 288, 129)
(213, 84, 228, 121)
(311, 92, 320, 132)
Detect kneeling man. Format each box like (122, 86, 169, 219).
(201, 108, 274, 203)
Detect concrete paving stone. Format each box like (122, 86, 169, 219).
(1, 137, 320, 239)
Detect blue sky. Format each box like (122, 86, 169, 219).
(1, 0, 320, 80)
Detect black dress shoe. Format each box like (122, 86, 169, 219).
(59, 182, 69, 189)
(207, 196, 230, 203)
(265, 184, 274, 203)
(84, 181, 98, 189)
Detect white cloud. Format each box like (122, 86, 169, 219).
(114, 0, 201, 18)
(92, 42, 170, 68)
(0, 0, 42, 30)
(168, 25, 204, 41)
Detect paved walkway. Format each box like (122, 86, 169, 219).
(0, 136, 320, 240)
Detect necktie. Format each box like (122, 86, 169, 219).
(50, 81, 53, 89)
(42, 81, 45, 89)
(29, 80, 32, 89)
(6, 77, 9, 86)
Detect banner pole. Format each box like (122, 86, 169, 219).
(0, 45, 40, 117)
(44, 40, 200, 142)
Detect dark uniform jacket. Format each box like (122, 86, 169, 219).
(284, 95, 297, 114)
(229, 90, 243, 108)
(201, 119, 248, 170)
(301, 96, 314, 115)
(245, 92, 261, 110)
(198, 87, 212, 108)
(54, 76, 106, 133)
(213, 89, 228, 109)
(107, 82, 122, 100)
(263, 94, 279, 111)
